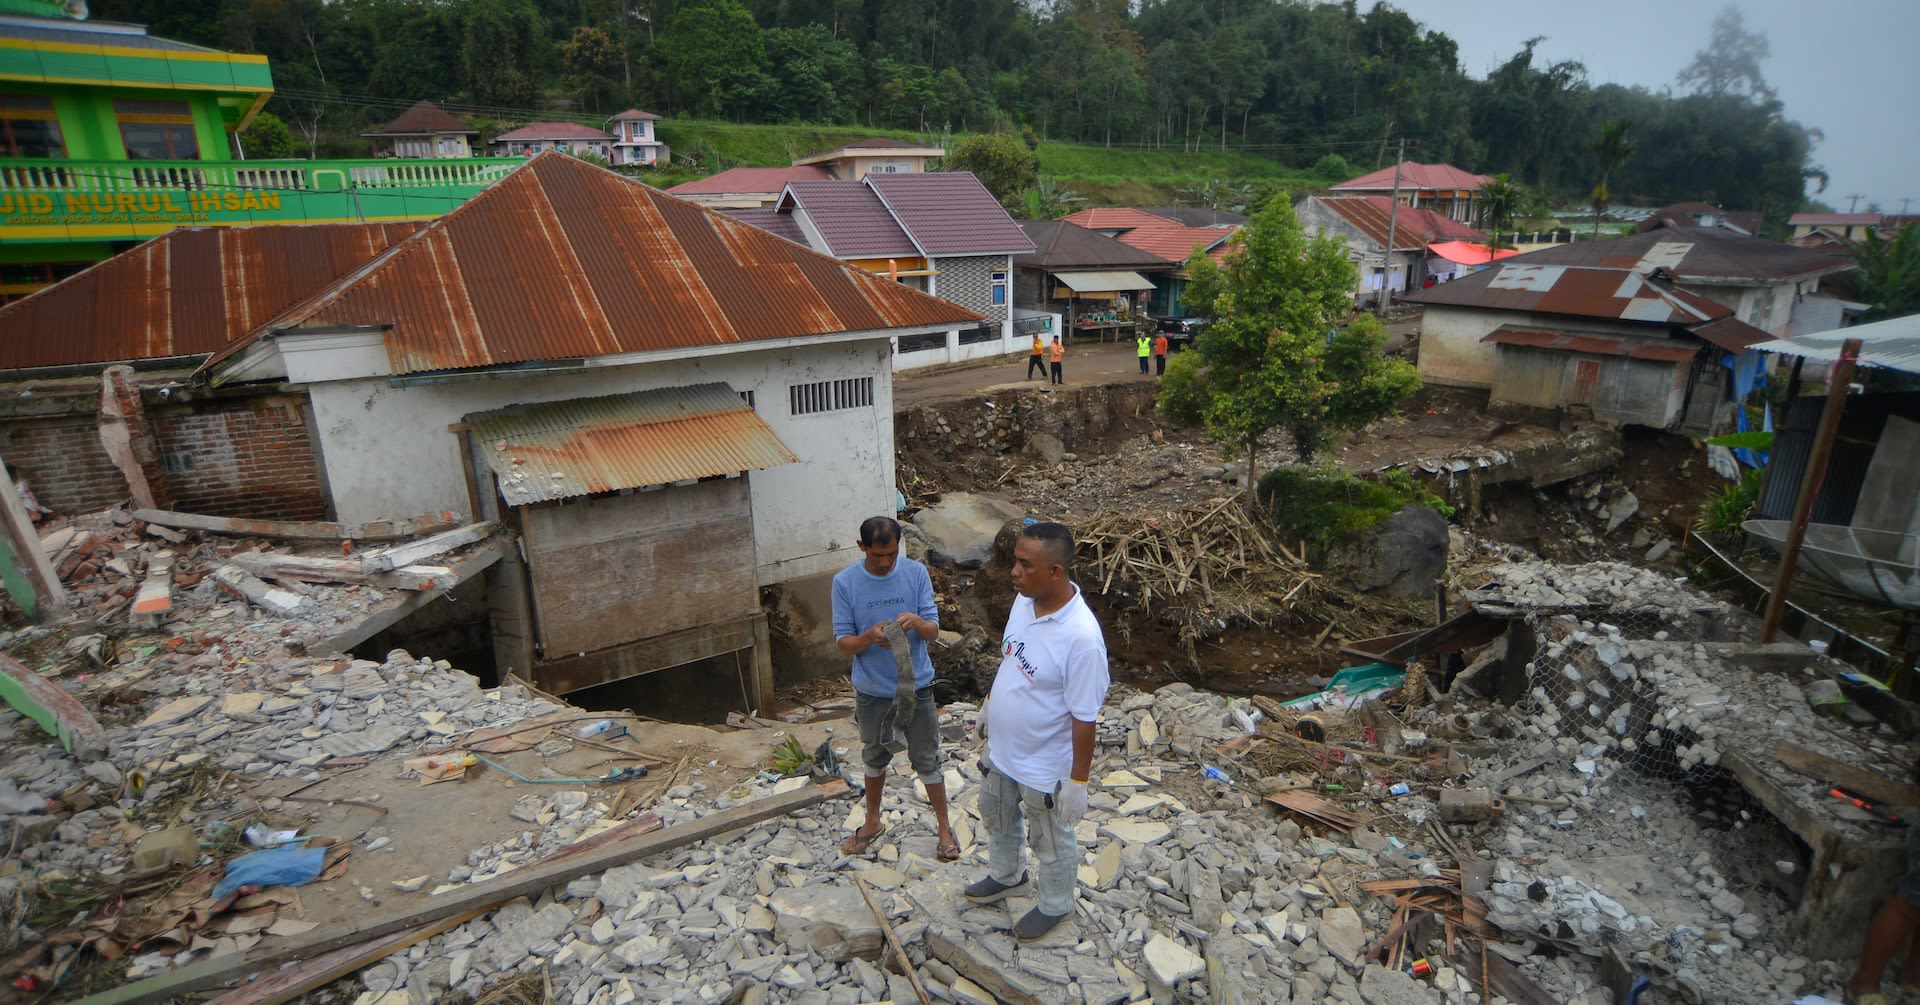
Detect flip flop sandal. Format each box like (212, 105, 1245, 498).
(840, 826, 886, 856)
(938, 841, 963, 863)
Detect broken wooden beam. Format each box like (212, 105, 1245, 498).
(211, 566, 310, 618)
(1773, 739, 1919, 808)
(358, 521, 497, 573)
(230, 551, 456, 591)
(130, 549, 173, 623)
(0, 457, 68, 619)
(0, 653, 106, 760)
(76, 778, 849, 1005)
(133, 508, 460, 543)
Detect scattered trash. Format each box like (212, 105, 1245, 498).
(1201, 765, 1232, 785)
(211, 846, 328, 902)
(243, 823, 304, 848)
(577, 719, 614, 738)
(131, 827, 199, 875)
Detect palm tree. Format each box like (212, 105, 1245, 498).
(1589, 119, 1636, 237)
(1479, 174, 1520, 251)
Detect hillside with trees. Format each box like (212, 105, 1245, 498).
(95, 0, 1825, 227)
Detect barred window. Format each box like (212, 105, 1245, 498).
(789, 377, 873, 415)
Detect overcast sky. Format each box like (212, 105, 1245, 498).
(1384, 0, 1917, 213)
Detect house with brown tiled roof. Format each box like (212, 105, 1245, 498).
(726, 171, 1034, 368)
(362, 100, 479, 159)
(486, 121, 616, 159)
(1330, 161, 1493, 224)
(1295, 195, 1490, 302)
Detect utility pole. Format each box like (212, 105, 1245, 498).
(1846, 194, 1863, 213)
(1380, 137, 1405, 311)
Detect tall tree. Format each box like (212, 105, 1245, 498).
(561, 25, 624, 112)
(1849, 225, 1920, 322)
(1156, 193, 1418, 486)
(1589, 118, 1635, 236)
(1677, 6, 1775, 102)
(943, 131, 1038, 206)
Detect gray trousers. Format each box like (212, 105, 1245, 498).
(978, 753, 1078, 916)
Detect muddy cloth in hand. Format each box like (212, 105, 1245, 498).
(880, 619, 915, 752)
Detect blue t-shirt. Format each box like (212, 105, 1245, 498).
(831, 556, 938, 698)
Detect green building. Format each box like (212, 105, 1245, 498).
(0, 5, 522, 299)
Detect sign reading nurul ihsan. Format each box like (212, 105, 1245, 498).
(0, 189, 285, 223)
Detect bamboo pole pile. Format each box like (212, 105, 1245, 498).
(1075, 496, 1319, 649)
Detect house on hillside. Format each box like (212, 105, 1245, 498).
(1330, 161, 1492, 225)
(791, 138, 946, 181)
(1013, 220, 1176, 335)
(487, 122, 615, 159)
(1495, 229, 1851, 338)
(0, 222, 424, 520)
(1404, 262, 1772, 433)
(1636, 202, 1761, 236)
(1056, 207, 1237, 317)
(1295, 195, 1492, 299)
(667, 166, 835, 209)
(605, 109, 669, 166)
(723, 171, 1035, 368)
(362, 100, 479, 159)
(185, 153, 976, 702)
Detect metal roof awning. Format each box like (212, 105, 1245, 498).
(1689, 316, 1772, 354)
(1750, 314, 1920, 375)
(1054, 270, 1156, 293)
(1482, 327, 1700, 362)
(467, 383, 798, 506)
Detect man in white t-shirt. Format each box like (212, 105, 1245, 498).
(963, 521, 1110, 942)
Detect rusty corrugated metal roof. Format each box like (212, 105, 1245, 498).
(1497, 228, 1850, 283)
(1308, 196, 1486, 250)
(1405, 263, 1732, 325)
(0, 223, 421, 371)
(206, 153, 979, 376)
(1690, 317, 1772, 354)
(466, 383, 797, 506)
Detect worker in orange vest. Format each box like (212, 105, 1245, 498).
(1049, 337, 1065, 385)
(1153, 332, 1170, 376)
(1027, 333, 1047, 380)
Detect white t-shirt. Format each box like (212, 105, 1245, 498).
(984, 586, 1110, 791)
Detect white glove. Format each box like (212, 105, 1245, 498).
(1054, 779, 1089, 827)
(976, 698, 989, 739)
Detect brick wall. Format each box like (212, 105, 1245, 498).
(0, 392, 329, 520)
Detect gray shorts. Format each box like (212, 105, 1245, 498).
(856, 687, 943, 786)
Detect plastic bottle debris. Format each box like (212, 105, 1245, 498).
(577, 719, 613, 737)
(1201, 765, 1232, 785)
(1388, 782, 1411, 797)
(243, 822, 303, 848)
(1226, 698, 1264, 734)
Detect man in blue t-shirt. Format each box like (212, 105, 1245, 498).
(831, 516, 958, 862)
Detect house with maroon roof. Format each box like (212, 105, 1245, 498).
(486, 121, 615, 160)
(605, 109, 668, 166)
(1403, 261, 1772, 434)
(1054, 207, 1238, 317)
(362, 100, 479, 159)
(724, 171, 1035, 368)
(668, 166, 836, 209)
(1330, 161, 1492, 224)
(1295, 195, 1491, 301)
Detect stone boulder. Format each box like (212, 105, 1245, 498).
(1323, 504, 1448, 599)
(769, 884, 883, 959)
(910, 493, 1025, 568)
(1024, 432, 1067, 465)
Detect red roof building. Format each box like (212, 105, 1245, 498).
(1295, 195, 1490, 301)
(1330, 161, 1492, 224)
(668, 166, 837, 209)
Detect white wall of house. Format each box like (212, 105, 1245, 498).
(1417, 306, 1662, 389)
(283, 337, 898, 586)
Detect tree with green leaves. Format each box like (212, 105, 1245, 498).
(561, 26, 623, 113)
(1478, 173, 1520, 250)
(1589, 118, 1635, 236)
(943, 131, 1038, 206)
(240, 110, 297, 159)
(1849, 225, 1920, 322)
(1156, 193, 1420, 489)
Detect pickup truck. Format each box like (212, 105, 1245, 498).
(1155, 316, 1210, 351)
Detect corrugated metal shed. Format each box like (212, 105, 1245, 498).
(466, 383, 797, 506)
(0, 223, 420, 371)
(1309, 196, 1486, 249)
(1493, 228, 1849, 283)
(866, 172, 1037, 256)
(1750, 313, 1920, 375)
(205, 154, 979, 377)
(1406, 263, 1731, 325)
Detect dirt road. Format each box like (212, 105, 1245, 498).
(895, 339, 1166, 406)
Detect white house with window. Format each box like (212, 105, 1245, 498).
(486, 122, 616, 160)
(605, 108, 669, 166)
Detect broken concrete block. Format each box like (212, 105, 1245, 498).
(1318, 906, 1366, 967)
(1144, 933, 1206, 985)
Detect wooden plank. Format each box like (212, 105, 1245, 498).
(201, 813, 665, 1005)
(133, 508, 459, 542)
(1452, 947, 1559, 1005)
(0, 456, 67, 620)
(360, 521, 497, 573)
(535, 616, 758, 696)
(1264, 790, 1361, 831)
(1773, 739, 1919, 808)
(75, 778, 848, 1005)
(853, 872, 933, 1005)
(321, 537, 512, 655)
(231, 551, 456, 591)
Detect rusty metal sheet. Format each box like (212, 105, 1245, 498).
(466, 382, 797, 506)
(1491, 227, 1849, 282)
(1408, 262, 1734, 326)
(1313, 195, 1484, 249)
(0, 223, 418, 371)
(211, 154, 977, 376)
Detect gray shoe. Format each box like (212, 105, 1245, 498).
(962, 872, 1029, 904)
(1013, 907, 1069, 942)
